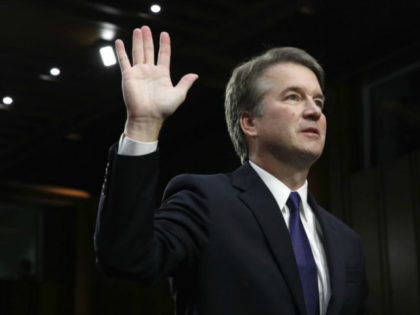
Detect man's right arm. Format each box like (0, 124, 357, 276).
(94, 26, 199, 282)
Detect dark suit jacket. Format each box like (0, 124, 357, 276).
(94, 146, 368, 315)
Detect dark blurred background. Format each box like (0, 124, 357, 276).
(1, 0, 420, 314)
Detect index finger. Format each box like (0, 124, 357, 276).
(115, 39, 131, 73)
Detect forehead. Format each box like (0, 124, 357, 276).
(260, 62, 322, 93)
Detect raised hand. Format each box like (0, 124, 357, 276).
(115, 26, 199, 141)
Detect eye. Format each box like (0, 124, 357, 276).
(285, 93, 300, 102)
(314, 99, 324, 109)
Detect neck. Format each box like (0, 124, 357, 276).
(249, 153, 311, 191)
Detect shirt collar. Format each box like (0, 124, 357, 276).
(249, 161, 310, 219)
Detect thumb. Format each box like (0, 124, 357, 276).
(175, 73, 199, 94)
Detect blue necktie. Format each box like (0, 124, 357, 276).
(287, 192, 319, 315)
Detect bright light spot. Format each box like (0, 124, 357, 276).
(2, 96, 13, 105)
(150, 4, 161, 13)
(101, 29, 116, 41)
(50, 67, 61, 76)
(99, 46, 117, 67)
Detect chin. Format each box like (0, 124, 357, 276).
(298, 149, 323, 164)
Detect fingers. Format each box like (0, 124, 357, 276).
(157, 32, 171, 68)
(115, 39, 131, 73)
(175, 74, 199, 94)
(132, 28, 144, 65)
(142, 26, 155, 64)
(117, 26, 173, 71)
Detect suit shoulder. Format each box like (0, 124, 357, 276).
(163, 172, 232, 199)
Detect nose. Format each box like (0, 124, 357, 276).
(303, 97, 323, 121)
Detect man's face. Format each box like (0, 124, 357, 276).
(250, 62, 326, 166)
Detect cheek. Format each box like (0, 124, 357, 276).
(270, 108, 295, 123)
(320, 116, 327, 132)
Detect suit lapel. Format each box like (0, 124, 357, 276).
(232, 163, 307, 315)
(308, 195, 345, 315)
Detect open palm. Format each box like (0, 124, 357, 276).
(115, 26, 198, 140)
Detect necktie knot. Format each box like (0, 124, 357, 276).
(287, 191, 301, 215)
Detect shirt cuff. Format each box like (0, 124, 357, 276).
(117, 134, 158, 156)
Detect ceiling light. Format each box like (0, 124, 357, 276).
(2, 96, 13, 105)
(99, 22, 117, 41)
(101, 29, 116, 41)
(50, 67, 61, 76)
(99, 46, 117, 67)
(150, 4, 161, 14)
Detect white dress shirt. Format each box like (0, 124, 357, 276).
(118, 134, 158, 156)
(118, 134, 331, 314)
(249, 161, 331, 315)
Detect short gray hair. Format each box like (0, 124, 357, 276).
(224, 47, 325, 163)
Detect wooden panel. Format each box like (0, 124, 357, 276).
(382, 155, 420, 314)
(411, 151, 420, 308)
(350, 168, 388, 315)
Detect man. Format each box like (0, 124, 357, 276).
(94, 26, 368, 315)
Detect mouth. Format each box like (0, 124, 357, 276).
(301, 127, 319, 136)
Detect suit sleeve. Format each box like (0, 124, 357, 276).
(94, 144, 209, 284)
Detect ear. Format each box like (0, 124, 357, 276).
(240, 111, 258, 138)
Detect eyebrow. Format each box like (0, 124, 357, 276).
(282, 86, 325, 102)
